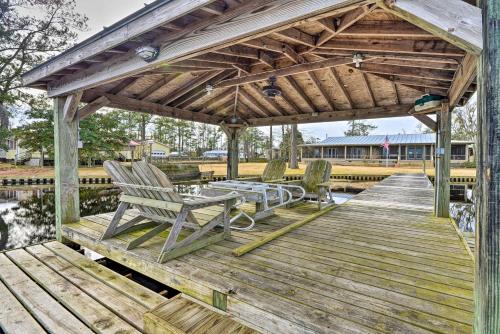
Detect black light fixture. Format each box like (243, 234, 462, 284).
(262, 76, 282, 98)
(135, 45, 160, 62)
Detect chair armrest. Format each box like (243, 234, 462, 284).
(183, 192, 242, 209)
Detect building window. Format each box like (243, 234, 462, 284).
(347, 146, 368, 159)
(324, 147, 343, 158)
(451, 145, 466, 160)
(407, 145, 424, 160)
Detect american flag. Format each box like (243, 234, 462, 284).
(382, 135, 390, 151)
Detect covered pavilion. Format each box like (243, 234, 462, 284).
(21, 0, 499, 332)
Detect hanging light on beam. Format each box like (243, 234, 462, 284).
(135, 45, 160, 62)
(262, 76, 282, 98)
(352, 53, 364, 68)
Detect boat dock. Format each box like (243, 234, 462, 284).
(35, 173, 472, 334)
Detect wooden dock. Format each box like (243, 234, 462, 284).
(60, 173, 474, 334)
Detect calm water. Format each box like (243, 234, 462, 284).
(0, 185, 473, 251)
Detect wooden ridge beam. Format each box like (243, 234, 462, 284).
(377, 0, 482, 55)
(247, 104, 414, 126)
(216, 56, 356, 88)
(78, 96, 110, 120)
(448, 53, 477, 107)
(103, 94, 223, 124)
(45, 0, 368, 97)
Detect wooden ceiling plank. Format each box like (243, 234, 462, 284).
(247, 104, 414, 126)
(104, 93, 223, 124)
(216, 56, 355, 88)
(328, 67, 354, 109)
(238, 90, 273, 117)
(198, 88, 235, 113)
(175, 70, 236, 108)
(158, 70, 223, 105)
(360, 72, 376, 107)
(306, 71, 336, 111)
(282, 76, 318, 112)
(377, 0, 482, 55)
(135, 74, 181, 100)
(239, 89, 277, 117)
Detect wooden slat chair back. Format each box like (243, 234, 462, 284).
(238, 159, 287, 183)
(302, 159, 332, 193)
(284, 159, 333, 210)
(261, 159, 287, 182)
(101, 161, 240, 263)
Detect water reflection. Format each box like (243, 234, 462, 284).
(0, 186, 120, 251)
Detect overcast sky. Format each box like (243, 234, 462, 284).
(74, 0, 422, 140)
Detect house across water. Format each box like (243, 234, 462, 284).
(300, 134, 474, 166)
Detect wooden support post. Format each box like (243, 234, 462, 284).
(289, 124, 298, 169)
(221, 124, 245, 179)
(54, 97, 80, 242)
(269, 125, 273, 160)
(475, 0, 500, 332)
(435, 102, 451, 218)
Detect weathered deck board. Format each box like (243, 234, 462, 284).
(0, 242, 170, 334)
(144, 295, 259, 334)
(64, 173, 474, 334)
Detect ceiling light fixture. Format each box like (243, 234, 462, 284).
(135, 45, 160, 62)
(352, 53, 363, 68)
(262, 76, 282, 98)
(205, 84, 214, 96)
